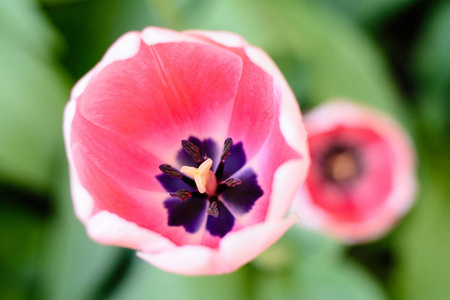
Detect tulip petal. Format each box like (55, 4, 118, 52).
(226, 52, 276, 160)
(205, 201, 235, 237)
(221, 168, 263, 215)
(79, 40, 243, 163)
(72, 112, 166, 191)
(164, 196, 208, 234)
(156, 173, 195, 192)
(72, 144, 209, 245)
(219, 141, 247, 180)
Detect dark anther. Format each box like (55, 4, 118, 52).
(221, 138, 233, 161)
(170, 189, 192, 201)
(225, 178, 242, 187)
(207, 201, 219, 218)
(181, 140, 201, 162)
(159, 164, 182, 178)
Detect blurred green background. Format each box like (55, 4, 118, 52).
(1, 0, 450, 299)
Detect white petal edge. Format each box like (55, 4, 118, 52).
(265, 159, 308, 222)
(245, 45, 309, 158)
(137, 214, 298, 275)
(95, 31, 141, 76)
(71, 31, 141, 100)
(63, 99, 94, 223)
(183, 30, 248, 48)
(142, 27, 202, 46)
(87, 211, 177, 253)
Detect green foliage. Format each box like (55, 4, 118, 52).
(391, 164, 450, 300)
(317, 0, 419, 24)
(38, 161, 123, 300)
(414, 2, 450, 138)
(252, 229, 387, 300)
(1, 0, 450, 299)
(109, 258, 249, 300)
(0, 0, 69, 191)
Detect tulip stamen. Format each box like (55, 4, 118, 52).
(170, 189, 192, 201)
(221, 138, 233, 162)
(215, 137, 233, 179)
(225, 178, 242, 187)
(159, 164, 183, 178)
(180, 158, 213, 194)
(207, 201, 219, 218)
(182, 140, 201, 163)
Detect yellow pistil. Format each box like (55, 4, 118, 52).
(180, 158, 213, 194)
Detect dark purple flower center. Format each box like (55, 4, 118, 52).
(157, 137, 263, 238)
(320, 143, 363, 185)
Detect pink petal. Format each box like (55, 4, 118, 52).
(137, 214, 297, 275)
(240, 116, 305, 225)
(225, 49, 277, 159)
(71, 112, 165, 191)
(78, 38, 243, 162)
(189, 30, 309, 161)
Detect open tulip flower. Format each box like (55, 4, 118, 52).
(63, 27, 309, 275)
(294, 100, 416, 244)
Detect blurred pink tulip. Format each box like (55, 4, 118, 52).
(63, 27, 309, 275)
(294, 100, 416, 243)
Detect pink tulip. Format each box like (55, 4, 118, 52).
(293, 100, 416, 243)
(63, 27, 309, 275)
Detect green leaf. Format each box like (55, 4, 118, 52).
(0, 201, 46, 299)
(391, 163, 450, 300)
(414, 2, 450, 137)
(251, 228, 387, 300)
(42, 0, 159, 79)
(316, 0, 419, 24)
(38, 161, 123, 300)
(0, 0, 69, 191)
(108, 257, 249, 300)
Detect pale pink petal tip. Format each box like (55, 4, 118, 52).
(70, 31, 141, 101)
(142, 27, 200, 45)
(87, 211, 176, 253)
(137, 214, 297, 275)
(294, 99, 417, 244)
(184, 30, 248, 48)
